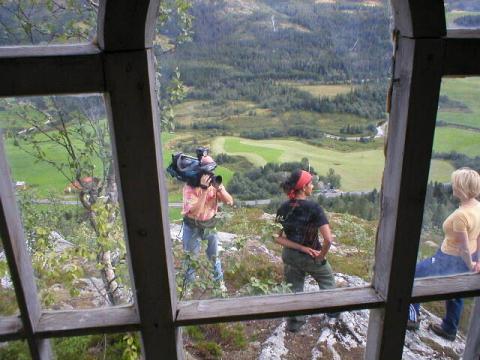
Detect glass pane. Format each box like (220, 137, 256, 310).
(417, 77, 480, 275)
(404, 298, 472, 357)
(445, 0, 480, 30)
(52, 332, 141, 360)
(158, 0, 392, 300)
(0, 0, 97, 46)
(0, 340, 31, 359)
(0, 94, 133, 310)
(181, 312, 366, 359)
(0, 236, 19, 316)
(411, 77, 480, 344)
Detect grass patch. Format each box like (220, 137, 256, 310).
(438, 77, 480, 129)
(4, 136, 104, 196)
(0, 288, 18, 316)
(224, 247, 283, 291)
(329, 253, 371, 280)
(433, 126, 480, 156)
(216, 137, 283, 165)
(168, 207, 183, 223)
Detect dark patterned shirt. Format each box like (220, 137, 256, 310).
(276, 199, 329, 250)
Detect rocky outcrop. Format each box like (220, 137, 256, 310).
(170, 222, 467, 360)
(258, 273, 466, 360)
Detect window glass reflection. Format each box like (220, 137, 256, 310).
(158, 0, 394, 301)
(0, 236, 19, 316)
(0, 95, 133, 311)
(0, 0, 97, 46)
(182, 312, 367, 359)
(412, 77, 480, 341)
(445, 0, 480, 30)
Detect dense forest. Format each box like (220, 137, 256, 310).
(159, 0, 391, 121)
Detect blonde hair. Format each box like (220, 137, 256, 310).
(451, 167, 480, 201)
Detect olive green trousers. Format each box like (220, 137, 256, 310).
(282, 248, 336, 330)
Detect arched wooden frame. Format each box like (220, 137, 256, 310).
(0, 1, 479, 359)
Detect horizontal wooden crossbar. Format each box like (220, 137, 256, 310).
(0, 305, 140, 342)
(0, 44, 104, 97)
(1, 275, 478, 341)
(0, 316, 23, 341)
(412, 273, 480, 303)
(36, 305, 140, 338)
(176, 286, 384, 326)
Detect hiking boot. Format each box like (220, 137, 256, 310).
(214, 280, 228, 298)
(406, 320, 420, 331)
(430, 323, 456, 341)
(286, 319, 305, 333)
(219, 280, 227, 293)
(326, 312, 341, 319)
(181, 285, 193, 300)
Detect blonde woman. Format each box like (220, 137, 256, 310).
(408, 167, 480, 340)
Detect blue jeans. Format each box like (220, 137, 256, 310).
(412, 249, 476, 334)
(182, 221, 223, 283)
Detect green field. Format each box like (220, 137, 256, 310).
(6, 132, 182, 196)
(281, 82, 354, 98)
(212, 136, 453, 191)
(438, 77, 480, 129)
(433, 127, 480, 156)
(5, 137, 105, 195)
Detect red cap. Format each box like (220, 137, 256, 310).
(288, 170, 312, 199)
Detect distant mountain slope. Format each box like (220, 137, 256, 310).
(162, 0, 391, 83)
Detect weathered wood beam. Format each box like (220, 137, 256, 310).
(365, 37, 444, 360)
(412, 273, 480, 302)
(463, 297, 480, 360)
(0, 44, 104, 97)
(103, 49, 180, 359)
(390, 0, 446, 38)
(0, 137, 52, 358)
(98, 0, 160, 51)
(36, 306, 140, 338)
(0, 316, 23, 341)
(176, 287, 383, 326)
(444, 34, 480, 75)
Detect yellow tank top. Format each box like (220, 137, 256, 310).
(441, 203, 480, 256)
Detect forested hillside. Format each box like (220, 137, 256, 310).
(160, 0, 390, 120)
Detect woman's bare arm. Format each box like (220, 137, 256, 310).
(474, 234, 480, 272)
(317, 224, 333, 260)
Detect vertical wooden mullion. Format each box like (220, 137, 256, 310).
(0, 137, 52, 359)
(365, 37, 444, 359)
(463, 297, 480, 359)
(103, 49, 181, 359)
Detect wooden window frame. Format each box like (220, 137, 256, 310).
(0, 1, 479, 359)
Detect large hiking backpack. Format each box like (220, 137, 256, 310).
(166, 152, 217, 187)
